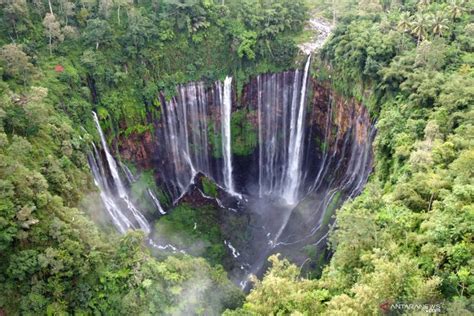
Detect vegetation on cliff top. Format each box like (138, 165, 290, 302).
(1, 0, 308, 135)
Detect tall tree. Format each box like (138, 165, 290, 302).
(99, 0, 113, 18)
(42, 13, 64, 55)
(411, 13, 430, 45)
(431, 11, 449, 37)
(83, 19, 113, 50)
(397, 11, 411, 33)
(58, 0, 75, 25)
(3, 0, 29, 40)
(113, 0, 133, 25)
(0, 44, 35, 84)
(447, 0, 465, 21)
(417, 0, 430, 10)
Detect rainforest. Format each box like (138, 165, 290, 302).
(0, 0, 472, 314)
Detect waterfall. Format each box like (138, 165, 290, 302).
(88, 144, 132, 233)
(257, 72, 297, 198)
(120, 161, 137, 183)
(221, 76, 235, 194)
(91, 112, 150, 233)
(93, 112, 126, 197)
(87, 65, 375, 283)
(159, 79, 236, 200)
(253, 55, 312, 204)
(283, 55, 311, 204)
(148, 188, 166, 215)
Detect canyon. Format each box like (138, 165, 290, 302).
(90, 60, 375, 286)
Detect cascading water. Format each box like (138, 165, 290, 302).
(90, 113, 188, 252)
(221, 76, 235, 194)
(283, 55, 311, 204)
(253, 56, 312, 204)
(158, 78, 237, 201)
(155, 62, 313, 204)
(88, 144, 133, 234)
(90, 112, 150, 234)
(148, 189, 166, 215)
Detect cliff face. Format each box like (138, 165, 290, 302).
(118, 130, 156, 169)
(116, 74, 373, 201)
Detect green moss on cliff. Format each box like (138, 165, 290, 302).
(202, 177, 218, 198)
(155, 204, 226, 266)
(231, 109, 258, 156)
(208, 121, 223, 159)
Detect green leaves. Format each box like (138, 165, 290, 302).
(237, 31, 257, 60)
(0, 44, 35, 85)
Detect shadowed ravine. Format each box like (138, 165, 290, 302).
(89, 60, 375, 288)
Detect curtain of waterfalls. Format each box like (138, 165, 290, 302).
(156, 57, 313, 204)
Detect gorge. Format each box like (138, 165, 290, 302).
(90, 56, 375, 286)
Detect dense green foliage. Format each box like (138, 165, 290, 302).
(230, 0, 473, 314)
(155, 203, 226, 265)
(0, 76, 242, 314)
(202, 176, 218, 197)
(130, 169, 170, 212)
(1, 0, 308, 135)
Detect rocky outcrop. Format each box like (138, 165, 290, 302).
(298, 18, 333, 54)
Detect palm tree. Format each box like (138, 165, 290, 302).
(431, 12, 449, 37)
(397, 12, 412, 33)
(411, 13, 430, 45)
(417, 0, 431, 10)
(447, 0, 465, 21)
(397, 12, 412, 50)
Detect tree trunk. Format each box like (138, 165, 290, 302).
(117, 6, 120, 25)
(13, 22, 18, 40)
(48, 0, 54, 15)
(428, 193, 435, 211)
(49, 33, 52, 55)
(332, 0, 336, 25)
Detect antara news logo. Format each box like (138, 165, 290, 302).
(380, 300, 443, 314)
